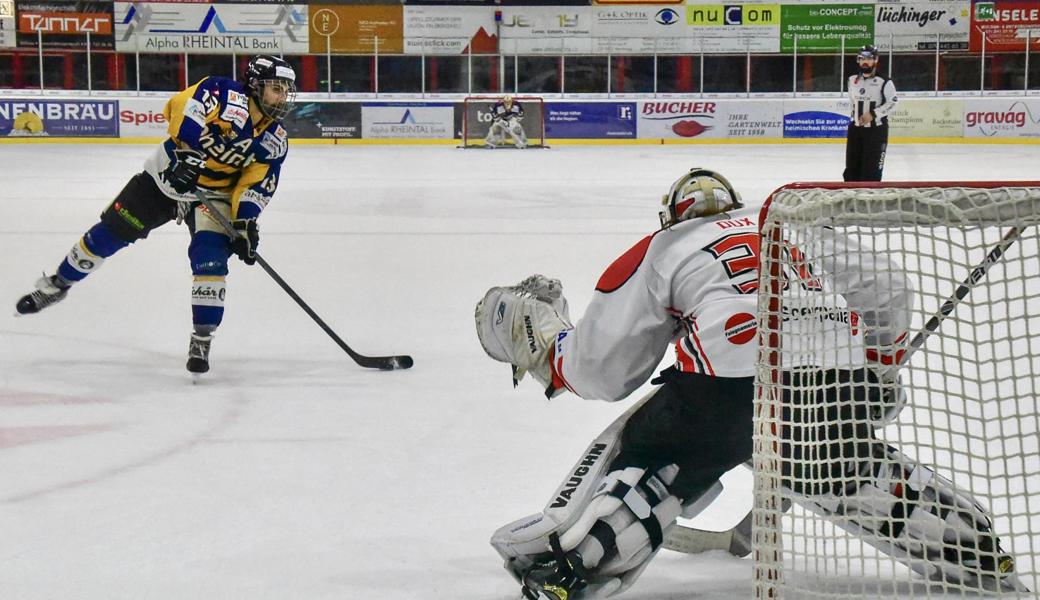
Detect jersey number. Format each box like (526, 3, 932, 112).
(703, 232, 760, 294)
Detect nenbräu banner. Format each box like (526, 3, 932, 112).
(0, 98, 118, 137)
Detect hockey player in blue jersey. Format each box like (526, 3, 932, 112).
(485, 96, 527, 149)
(15, 55, 296, 375)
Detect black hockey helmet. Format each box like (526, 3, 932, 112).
(243, 55, 297, 121)
(857, 45, 880, 61)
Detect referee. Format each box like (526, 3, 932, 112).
(844, 45, 898, 182)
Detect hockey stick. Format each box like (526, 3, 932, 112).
(191, 190, 413, 371)
(664, 227, 1026, 556)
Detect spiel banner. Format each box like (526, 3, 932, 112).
(0, 99, 118, 137)
(873, 0, 970, 51)
(118, 97, 170, 138)
(114, 2, 308, 54)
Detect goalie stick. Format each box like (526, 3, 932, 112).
(191, 190, 413, 371)
(664, 225, 1027, 557)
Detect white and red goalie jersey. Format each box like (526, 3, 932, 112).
(549, 207, 914, 402)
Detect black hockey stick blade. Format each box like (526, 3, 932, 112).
(191, 190, 414, 371)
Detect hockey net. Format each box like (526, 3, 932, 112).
(753, 182, 1040, 598)
(461, 96, 546, 148)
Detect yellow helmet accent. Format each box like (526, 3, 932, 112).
(659, 168, 743, 229)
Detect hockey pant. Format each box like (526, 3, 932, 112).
(779, 368, 1026, 593)
(53, 171, 235, 335)
(486, 117, 528, 148)
(491, 369, 755, 598)
(843, 123, 888, 182)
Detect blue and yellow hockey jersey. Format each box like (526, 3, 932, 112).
(144, 76, 288, 220)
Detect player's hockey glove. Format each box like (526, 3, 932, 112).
(230, 218, 259, 265)
(475, 275, 572, 397)
(161, 148, 207, 194)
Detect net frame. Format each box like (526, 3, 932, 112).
(461, 95, 547, 148)
(753, 181, 1040, 599)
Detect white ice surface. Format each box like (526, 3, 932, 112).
(2, 143, 1038, 599)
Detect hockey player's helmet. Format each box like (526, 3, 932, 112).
(660, 168, 743, 228)
(502, 95, 514, 109)
(857, 45, 879, 61)
(244, 55, 297, 121)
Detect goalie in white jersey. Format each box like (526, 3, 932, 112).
(475, 169, 1024, 599)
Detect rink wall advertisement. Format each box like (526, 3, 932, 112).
(0, 98, 118, 137)
(873, 0, 970, 51)
(546, 102, 636, 138)
(0, 0, 13, 49)
(5, 96, 1040, 142)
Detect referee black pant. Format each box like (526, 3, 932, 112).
(844, 123, 888, 182)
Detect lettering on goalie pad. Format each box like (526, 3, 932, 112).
(491, 390, 683, 598)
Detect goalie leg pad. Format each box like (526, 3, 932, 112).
(792, 444, 1023, 591)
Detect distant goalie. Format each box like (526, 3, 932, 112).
(485, 96, 527, 149)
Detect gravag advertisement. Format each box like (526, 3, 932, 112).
(546, 102, 636, 139)
(0, 99, 118, 137)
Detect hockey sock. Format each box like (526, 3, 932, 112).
(56, 222, 128, 283)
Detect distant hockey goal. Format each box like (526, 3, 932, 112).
(461, 96, 547, 148)
(753, 182, 1040, 598)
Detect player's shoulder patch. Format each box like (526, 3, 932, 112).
(220, 103, 249, 129)
(595, 232, 659, 294)
(226, 89, 249, 109)
(259, 125, 288, 160)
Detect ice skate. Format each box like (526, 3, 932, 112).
(186, 332, 212, 376)
(15, 274, 70, 316)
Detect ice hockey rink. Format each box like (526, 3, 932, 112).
(2, 142, 1039, 599)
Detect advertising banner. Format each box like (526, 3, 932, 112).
(590, 6, 689, 53)
(118, 97, 169, 138)
(403, 6, 495, 54)
(0, 0, 14, 48)
(0, 99, 118, 137)
(637, 100, 727, 139)
(283, 101, 362, 139)
(308, 5, 401, 53)
(685, 3, 781, 53)
(725, 101, 783, 139)
(361, 103, 454, 139)
(888, 98, 963, 137)
(498, 7, 593, 54)
(114, 2, 308, 54)
(963, 98, 1040, 138)
(970, 1, 1040, 52)
(546, 102, 636, 138)
(780, 4, 873, 54)
(16, 0, 114, 49)
(874, 0, 970, 51)
(783, 99, 851, 138)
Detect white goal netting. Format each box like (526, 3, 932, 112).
(753, 182, 1040, 599)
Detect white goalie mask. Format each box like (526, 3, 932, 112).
(659, 168, 743, 228)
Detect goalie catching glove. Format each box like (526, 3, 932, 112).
(475, 275, 572, 397)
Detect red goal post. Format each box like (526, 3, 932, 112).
(461, 96, 547, 148)
(752, 181, 1040, 599)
